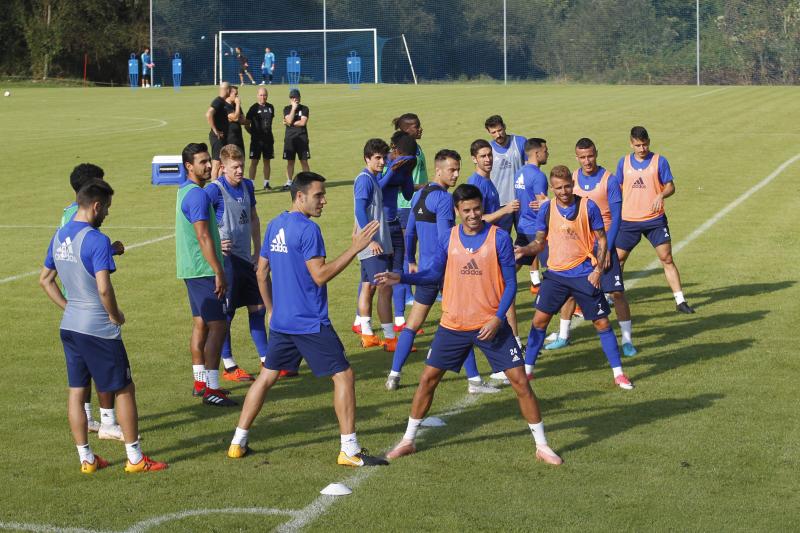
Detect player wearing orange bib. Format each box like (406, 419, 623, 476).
(376, 184, 562, 466)
(615, 126, 694, 314)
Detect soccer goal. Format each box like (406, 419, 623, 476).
(216, 29, 378, 85)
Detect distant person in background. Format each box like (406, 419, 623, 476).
(281, 89, 310, 191)
(261, 48, 276, 85)
(245, 87, 275, 190)
(485, 115, 527, 233)
(206, 82, 230, 179)
(141, 48, 154, 88)
(235, 47, 256, 86)
(224, 85, 246, 162)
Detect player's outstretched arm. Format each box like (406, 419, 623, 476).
(39, 267, 67, 310)
(306, 220, 379, 286)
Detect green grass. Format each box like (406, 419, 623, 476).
(1, 83, 799, 532)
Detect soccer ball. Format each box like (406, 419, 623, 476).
(3, 91, 9, 97)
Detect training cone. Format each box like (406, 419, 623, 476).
(320, 483, 353, 496)
(421, 417, 446, 427)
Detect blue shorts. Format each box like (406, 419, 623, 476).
(224, 254, 262, 312)
(496, 212, 514, 234)
(616, 215, 671, 252)
(427, 321, 523, 374)
(413, 283, 441, 306)
(263, 324, 350, 377)
(185, 277, 226, 322)
(535, 270, 610, 321)
(360, 254, 392, 283)
(600, 249, 625, 293)
(398, 208, 411, 230)
(388, 220, 405, 273)
(514, 232, 538, 266)
(60, 329, 132, 392)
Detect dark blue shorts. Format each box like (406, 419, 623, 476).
(413, 283, 441, 306)
(427, 321, 523, 374)
(360, 254, 392, 283)
(185, 277, 226, 322)
(60, 329, 132, 392)
(514, 232, 538, 266)
(616, 215, 671, 252)
(224, 254, 262, 312)
(535, 270, 610, 321)
(600, 249, 625, 293)
(398, 208, 411, 230)
(263, 324, 350, 377)
(388, 220, 404, 273)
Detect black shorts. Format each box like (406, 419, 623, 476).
(209, 131, 225, 161)
(239, 67, 250, 75)
(283, 135, 311, 160)
(250, 136, 275, 160)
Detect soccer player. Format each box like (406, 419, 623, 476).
(235, 47, 256, 85)
(227, 172, 388, 467)
(176, 142, 236, 407)
(40, 179, 167, 474)
(224, 85, 246, 159)
(206, 82, 230, 180)
(205, 144, 269, 382)
(615, 126, 695, 314)
(467, 140, 519, 236)
(245, 87, 275, 189)
(385, 150, 499, 395)
(545, 138, 637, 356)
(377, 184, 562, 465)
(261, 47, 276, 85)
(516, 165, 634, 390)
(281, 89, 310, 191)
(140, 48, 154, 88)
(485, 115, 527, 224)
(513, 138, 550, 292)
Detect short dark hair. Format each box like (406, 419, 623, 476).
(470, 139, 491, 157)
(290, 171, 326, 200)
(524, 138, 547, 152)
(182, 143, 209, 167)
(70, 163, 105, 193)
(575, 137, 596, 151)
(549, 165, 572, 182)
(484, 115, 505, 130)
(630, 126, 649, 141)
(364, 138, 390, 160)
(76, 179, 114, 208)
(391, 131, 417, 156)
(452, 184, 483, 207)
(391, 113, 420, 131)
(434, 149, 461, 163)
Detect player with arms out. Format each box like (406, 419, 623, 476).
(40, 179, 167, 474)
(615, 126, 694, 314)
(227, 172, 388, 468)
(516, 165, 634, 390)
(377, 184, 562, 465)
(235, 47, 256, 85)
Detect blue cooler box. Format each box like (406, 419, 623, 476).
(151, 155, 186, 185)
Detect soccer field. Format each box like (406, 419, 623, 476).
(1, 82, 799, 532)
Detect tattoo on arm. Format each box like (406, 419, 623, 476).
(594, 228, 607, 269)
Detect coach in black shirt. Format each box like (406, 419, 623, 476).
(205, 82, 230, 179)
(245, 86, 275, 189)
(281, 88, 310, 191)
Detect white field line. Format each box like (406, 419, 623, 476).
(0, 234, 174, 285)
(689, 87, 730, 98)
(0, 225, 173, 230)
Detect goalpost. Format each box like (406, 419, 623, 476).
(216, 29, 378, 85)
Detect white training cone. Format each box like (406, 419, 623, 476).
(320, 483, 352, 496)
(421, 416, 446, 427)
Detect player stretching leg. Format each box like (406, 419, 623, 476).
(517, 166, 634, 390)
(40, 180, 166, 474)
(378, 184, 561, 465)
(228, 173, 388, 467)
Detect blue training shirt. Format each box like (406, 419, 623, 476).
(466, 173, 501, 216)
(263, 52, 275, 70)
(205, 177, 256, 223)
(180, 181, 213, 223)
(261, 211, 330, 334)
(615, 153, 674, 185)
(380, 154, 415, 221)
(405, 184, 455, 271)
(535, 198, 605, 278)
(45, 221, 116, 277)
(514, 164, 548, 234)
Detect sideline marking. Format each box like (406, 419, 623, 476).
(689, 87, 730, 98)
(0, 234, 174, 285)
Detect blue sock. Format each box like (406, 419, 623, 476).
(405, 284, 414, 303)
(222, 313, 235, 358)
(597, 327, 622, 369)
(525, 327, 546, 366)
(248, 308, 269, 357)
(463, 349, 480, 379)
(392, 283, 406, 320)
(391, 328, 417, 373)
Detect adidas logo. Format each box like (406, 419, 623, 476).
(238, 209, 249, 225)
(54, 237, 78, 263)
(515, 176, 525, 189)
(270, 228, 288, 253)
(615, 275, 622, 287)
(512, 353, 520, 362)
(418, 208, 424, 215)
(632, 176, 646, 189)
(460, 258, 482, 275)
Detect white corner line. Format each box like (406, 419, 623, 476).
(689, 87, 730, 98)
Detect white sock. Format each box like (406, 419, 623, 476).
(402, 417, 423, 442)
(612, 366, 624, 378)
(515, 336, 522, 348)
(125, 440, 144, 464)
(77, 443, 95, 464)
(222, 357, 237, 370)
(358, 316, 373, 335)
(353, 315, 359, 327)
(525, 364, 535, 375)
(559, 319, 571, 340)
(531, 269, 541, 285)
(619, 320, 633, 344)
(674, 291, 686, 305)
(263, 180, 270, 187)
(260, 356, 266, 364)
(232, 427, 249, 446)
(206, 369, 220, 390)
(99, 408, 116, 426)
(84, 402, 93, 421)
(192, 364, 205, 383)
(467, 376, 482, 384)
(528, 421, 547, 446)
(394, 316, 405, 327)
(340, 432, 361, 456)
(382, 323, 396, 339)
(389, 370, 401, 378)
